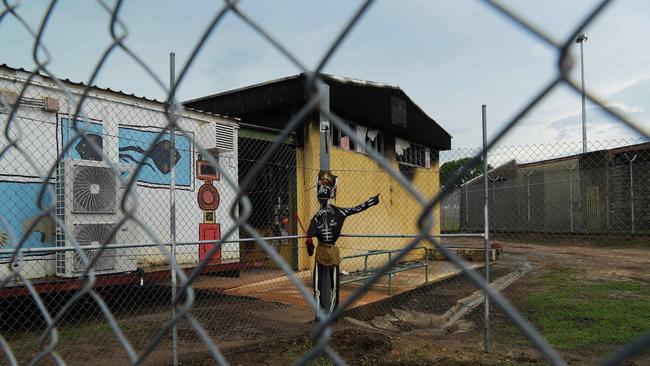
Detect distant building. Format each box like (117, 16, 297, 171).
(185, 73, 452, 271)
(459, 143, 650, 234)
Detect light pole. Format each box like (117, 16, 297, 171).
(576, 33, 588, 154)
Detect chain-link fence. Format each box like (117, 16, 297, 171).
(441, 139, 650, 237)
(1, 1, 650, 365)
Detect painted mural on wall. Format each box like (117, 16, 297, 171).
(0, 118, 194, 257)
(0, 117, 71, 256)
(61, 117, 104, 161)
(0, 182, 54, 255)
(118, 125, 191, 187)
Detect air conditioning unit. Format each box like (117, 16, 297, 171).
(56, 159, 137, 278)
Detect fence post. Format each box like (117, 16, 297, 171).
(465, 185, 469, 226)
(319, 82, 330, 171)
(525, 170, 533, 226)
(482, 105, 490, 352)
(169, 51, 179, 366)
(441, 193, 446, 232)
(625, 154, 637, 233)
(567, 164, 576, 232)
(488, 176, 500, 229)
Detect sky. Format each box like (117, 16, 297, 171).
(1, 0, 649, 149)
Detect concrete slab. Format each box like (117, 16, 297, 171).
(192, 269, 287, 291)
(220, 260, 483, 310)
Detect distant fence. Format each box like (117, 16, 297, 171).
(441, 140, 650, 236)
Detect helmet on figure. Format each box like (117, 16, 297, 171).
(316, 170, 338, 203)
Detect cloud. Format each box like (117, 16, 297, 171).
(608, 78, 650, 110)
(540, 78, 650, 143)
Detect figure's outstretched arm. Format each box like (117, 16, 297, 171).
(339, 194, 379, 217)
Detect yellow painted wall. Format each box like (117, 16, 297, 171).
(296, 121, 441, 272)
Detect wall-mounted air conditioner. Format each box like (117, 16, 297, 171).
(56, 159, 137, 277)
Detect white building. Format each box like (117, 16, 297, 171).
(0, 64, 239, 282)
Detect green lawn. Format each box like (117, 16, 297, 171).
(522, 269, 650, 350)
(10, 319, 138, 359)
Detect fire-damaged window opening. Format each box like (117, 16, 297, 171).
(332, 122, 383, 155)
(396, 137, 430, 169)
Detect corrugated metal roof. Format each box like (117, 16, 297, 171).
(0, 63, 165, 103)
(320, 73, 399, 90)
(185, 72, 452, 150)
(184, 72, 400, 105)
(0, 63, 238, 122)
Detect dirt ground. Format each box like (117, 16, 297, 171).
(3, 240, 649, 365)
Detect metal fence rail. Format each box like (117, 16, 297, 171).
(1, 0, 649, 365)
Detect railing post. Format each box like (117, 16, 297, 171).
(364, 255, 368, 273)
(424, 248, 429, 284)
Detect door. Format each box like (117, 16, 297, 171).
(237, 133, 297, 269)
(586, 186, 600, 231)
(199, 223, 221, 262)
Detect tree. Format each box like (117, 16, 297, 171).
(439, 158, 492, 188)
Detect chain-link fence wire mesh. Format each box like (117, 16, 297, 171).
(1, 0, 649, 365)
(441, 139, 650, 238)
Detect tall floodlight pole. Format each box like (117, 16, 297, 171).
(576, 33, 588, 154)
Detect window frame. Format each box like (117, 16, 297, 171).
(395, 138, 431, 169)
(330, 122, 384, 156)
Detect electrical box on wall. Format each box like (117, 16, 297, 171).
(43, 96, 59, 112)
(1, 90, 18, 106)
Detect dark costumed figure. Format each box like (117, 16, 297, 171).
(306, 170, 379, 315)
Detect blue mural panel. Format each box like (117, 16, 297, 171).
(0, 182, 54, 257)
(118, 126, 191, 187)
(61, 118, 104, 161)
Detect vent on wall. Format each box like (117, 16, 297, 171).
(215, 124, 235, 152)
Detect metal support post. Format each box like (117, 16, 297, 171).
(488, 176, 500, 227)
(482, 105, 490, 352)
(525, 170, 533, 225)
(169, 52, 178, 366)
(319, 83, 330, 172)
(626, 154, 638, 233)
(567, 164, 576, 232)
(465, 186, 469, 225)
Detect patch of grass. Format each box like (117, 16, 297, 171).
(522, 269, 650, 350)
(10, 319, 137, 357)
(587, 237, 650, 249)
(285, 342, 334, 366)
(57, 319, 137, 343)
(493, 234, 650, 249)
